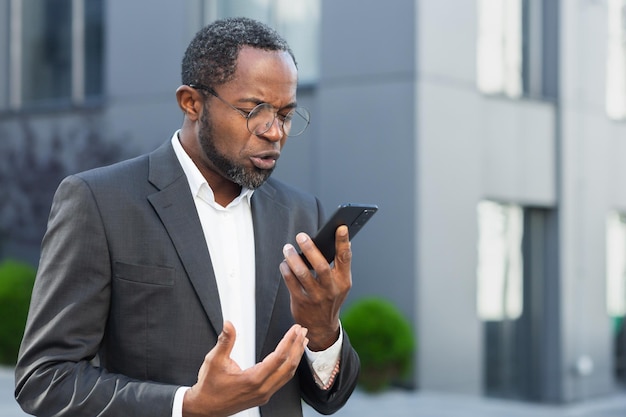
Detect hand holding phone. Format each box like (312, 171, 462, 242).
(299, 203, 378, 269)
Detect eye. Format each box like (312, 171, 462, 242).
(236, 107, 256, 116)
(279, 110, 296, 122)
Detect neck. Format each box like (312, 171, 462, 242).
(213, 183, 243, 207)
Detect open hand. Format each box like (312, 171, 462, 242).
(183, 321, 308, 417)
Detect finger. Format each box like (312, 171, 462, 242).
(273, 327, 309, 375)
(259, 325, 306, 366)
(282, 242, 316, 289)
(295, 232, 329, 272)
(333, 225, 352, 275)
(279, 259, 302, 297)
(244, 325, 306, 393)
(257, 325, 308, 383)
(212, 320, 237, 361)
(195, 321, 238, 386)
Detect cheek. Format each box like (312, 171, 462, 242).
(211, 119, 249, 151)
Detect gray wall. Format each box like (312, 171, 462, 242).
(558, 0, 621, 401)
(104, 1, 186, 153)
(316, 0, 417, 327)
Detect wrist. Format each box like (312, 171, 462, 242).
(306, 325, 340, 351)
(182, 387, 205, 417)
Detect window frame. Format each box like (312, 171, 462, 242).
(476, 0, 558, 101)
(1, 0, 103, 112)
(476, 200, 525, 321)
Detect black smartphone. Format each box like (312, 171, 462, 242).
(299, 203, 378, 269)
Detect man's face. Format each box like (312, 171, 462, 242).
(196, 47, 298, 190)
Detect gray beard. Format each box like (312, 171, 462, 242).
(199, 108, 274, 190)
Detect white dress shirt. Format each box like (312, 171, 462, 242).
(170, 132, 341, 417)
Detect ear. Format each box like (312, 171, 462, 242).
(176, 85, 203, 122)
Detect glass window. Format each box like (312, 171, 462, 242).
(477, 0, 558, 100)
(476, 0, 523, 98)
(607, 211, 626, 318)
(483, 206, 560, 400)
(0, 1, 9, 110)
(607, 211, 626, 383)
(477, 200, 524, 320)
(607, 0, 626, 120)
(21, 0, 73, 105)
(3, 0, 103, 110)
(213, 0, 320, 84)
(84, 0, 104, 99)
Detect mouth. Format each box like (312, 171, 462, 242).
(250, 151, 280, 170)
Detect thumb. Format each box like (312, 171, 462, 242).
(214, 320, 237, 358)
(334, 225, 352, 267)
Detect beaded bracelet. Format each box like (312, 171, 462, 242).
(313, 360, 341, 391)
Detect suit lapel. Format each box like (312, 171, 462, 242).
(251, 186, 290, 358)
(145, 141, 293, 356)
(146, 141, 223, 336)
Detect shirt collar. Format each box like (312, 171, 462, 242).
(170, 131, 254, 207)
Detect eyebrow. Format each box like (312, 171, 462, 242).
(236, 96, 298, 111)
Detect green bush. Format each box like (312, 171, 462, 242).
(342, 297, 415, 392)
(0, 259, 36, 365)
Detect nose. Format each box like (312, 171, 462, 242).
(260, 116, 285, 142)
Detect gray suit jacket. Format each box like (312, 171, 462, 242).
(15, 140, 359, 416)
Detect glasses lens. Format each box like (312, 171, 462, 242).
(285, 107, 310, 137)
(246, 104, 310, 137)
(247, 104, 274, 135)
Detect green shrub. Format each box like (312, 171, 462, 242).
(0, 259, 36, 365)
(342, 297, 415, 392)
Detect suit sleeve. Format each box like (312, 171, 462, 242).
(14, 175, 178, 417)
(298, 328, 360, 415)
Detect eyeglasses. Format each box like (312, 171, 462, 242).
(188, 84, 310, 137)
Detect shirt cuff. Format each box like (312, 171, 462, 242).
(304, 324, 343, 389)
(172, 386, 190, 417)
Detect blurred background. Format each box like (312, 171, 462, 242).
(1, 0, 626, 411)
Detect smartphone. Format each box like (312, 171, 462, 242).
(299, 203, 378, 269)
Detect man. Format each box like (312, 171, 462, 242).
(15, 17, 359, 417)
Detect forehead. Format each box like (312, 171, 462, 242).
(227, 46, 298, 99)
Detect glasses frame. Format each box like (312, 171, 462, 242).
(188, 83, 310, 137)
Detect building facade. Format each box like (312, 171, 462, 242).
(1, 0, 625, 406)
